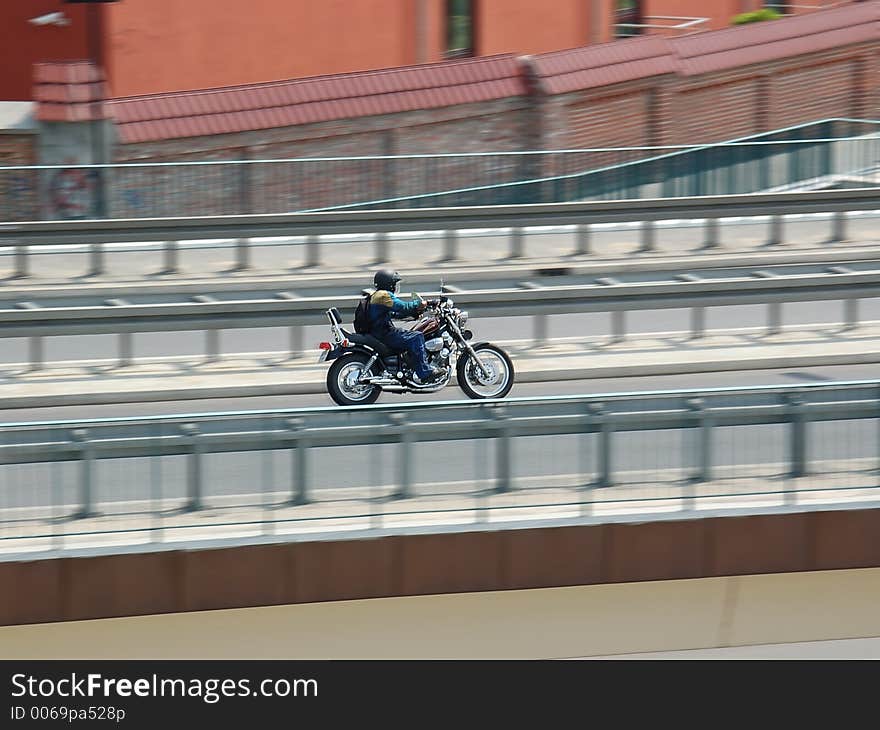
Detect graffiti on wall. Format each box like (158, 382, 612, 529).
(45, 162, 99, 219)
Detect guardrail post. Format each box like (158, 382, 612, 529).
(442, 230, 459, 262)
(305, 235, 321, 268)
(162, 240, 179, 274)
(234, 238, 251, 270)
(767, 302, 782, 335)
(13, 244, 28, 278)
(106, 299, 133, 367)
(638, 221, 656, 252)
(389, 413, 412, 499)
(287, 418, 310, 505)
(374, 232, 389, 265)
(830, 212, 847, 243)
(703, 218, 720, 249)
(17, 302, 43, 371)
(29, 336, 43, 372)
(611, 310, 626, 343)
(206, 329, 220, 362)
(510, 228, 525, 258)
(289, 325, 303, 358)
(685, 398, 712, 509)
(690, 306, 705, 339)
(180, 423, 203, 511)
(72, 428, 94, 519)
(767, 215, 784, 246)
(533, 313, 548, 347)
(786, 394, 807, 497)
(574, 224, 591, 256)
(88, 243, 104, 277)
(492, 405, 512, 493)
(844, 298, 859, 331)
(588, 403, 612, 488)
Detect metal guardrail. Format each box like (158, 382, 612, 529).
(0, 118, 876, 222)
(0, 188, 876, 278)
(1, 265, 876, 369)
(2, 380, 879, 553)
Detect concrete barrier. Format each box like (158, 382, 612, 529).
(2, 505, 880, 629)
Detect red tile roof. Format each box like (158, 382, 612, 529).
(530, 2, 878, 92)
(108, 55, 527, 144)
(672, 1, 879, 76)
(33, 61, 109, 122)
(527, 36, 676, 94)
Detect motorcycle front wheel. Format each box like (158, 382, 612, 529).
(327, 352, 381, 406)
(456, 343, 515, 400)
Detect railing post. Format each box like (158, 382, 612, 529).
(88, 243, 104, 277)
(844, 298, 859, 331)
(589, 403, 612, 488)
(638, 221, 656, 252)
(703, 218, 720, 249)
(17, 302, 43, 371)
(180, 423, 203, 511)
(767, 302, 782, 335)
(685, 398, 712, 510)
(374, 232, 389, 265)
(533, 313, 548, 347)
(234, 238, 251, 270)
(574, 224, 591, 256)
(305, 235, 321, 268)
(72, 428, 94, 519)
(786, 394, 807, 500)
(767, 215, 784, 246)
(389, 413, 413, 499)
(162, 240, 179, 274)
(611, 310, 626, 343)
(288, 418, 310, 505)
(830, 211, 847, 243)
(206, 329, 220, 362)
(106, 299, 132, 367)
(442, 230, 459, 262)
(690, 306, 705, 339)
(492, 405, 512, 493)
(13, 243, 28, 278)
(29, 336, 43, 372)
(289, 325, 303, 359)
(510, 228, 525, 258)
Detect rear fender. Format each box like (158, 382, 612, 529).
(324, 344, 375, 362)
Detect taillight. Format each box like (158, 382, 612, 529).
(318, 342, 332, 350)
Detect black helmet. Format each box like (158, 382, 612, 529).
(374, 269, 401, 292)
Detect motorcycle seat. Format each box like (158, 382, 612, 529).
(342, 330, 394, 357)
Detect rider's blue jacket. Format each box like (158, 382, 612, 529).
(367, 289, 422, 338)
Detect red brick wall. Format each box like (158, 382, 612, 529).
(537, 41, 879, 151)
(0, 134, 39, 221)
(109, 99, 532, 215)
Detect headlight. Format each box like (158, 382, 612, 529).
(458, 311, 468, 325)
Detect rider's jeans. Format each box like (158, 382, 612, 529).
(381, 329, 433, 379)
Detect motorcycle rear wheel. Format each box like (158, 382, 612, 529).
(327, 353, 381, 406)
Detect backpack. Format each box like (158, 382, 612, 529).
(353, 293, 372, 334)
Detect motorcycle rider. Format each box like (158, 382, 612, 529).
(367, 269, 442, 383)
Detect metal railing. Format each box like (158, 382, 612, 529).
(1, 119, 876, 222)
(2, 380, 879, 555)
(1, 187, 876, 280)
(615, 16, 709, 38)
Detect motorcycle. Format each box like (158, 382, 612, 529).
(317, 294, 515, 406)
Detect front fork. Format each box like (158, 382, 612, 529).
(449, 320, 490, 379)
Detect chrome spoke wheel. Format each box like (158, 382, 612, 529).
(337, 362, 373, 402)
(463, 350, 510, 398)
